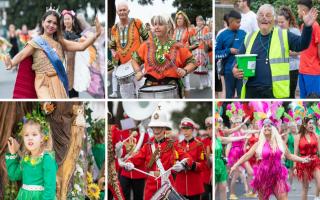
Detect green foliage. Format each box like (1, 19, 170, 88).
(4, 181, 18, 200)
(249, 0, 320, 24)
(172, 0, 212, 25)
(170, 102, 212, 129)
(5, 0, 104, 29)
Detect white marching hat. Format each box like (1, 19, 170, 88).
(179, 117, 196, 129)
(148, 107, 171, 129)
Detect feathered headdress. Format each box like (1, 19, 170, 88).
(226, 102, 244, 123)
(310, 102, 320, 119)
(215, 102, 223, 125)
(250, 101, 284, 129)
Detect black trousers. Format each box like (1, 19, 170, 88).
(184, 194, 201, 200)
(119, 175, 145, 200)
(289, 70, 299, 98)
(201, 183, 212, 200)
(245, 85, 274, 98)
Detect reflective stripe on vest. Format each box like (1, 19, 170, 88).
(240, 28, 290, 98)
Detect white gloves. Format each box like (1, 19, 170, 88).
(115, 142, 123, 158)
(123, 162, 134, 171)
(172, 161, 185, 172)
(119, 160, 135, 171)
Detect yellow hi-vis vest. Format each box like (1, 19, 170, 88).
(240, 28, 290, 99)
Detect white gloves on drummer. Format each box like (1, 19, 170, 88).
(115, 142, 123, 158)
(119, 160, 134, 171)
(172, 161, 185, 172)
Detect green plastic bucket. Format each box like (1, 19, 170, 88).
(235, 54, 257, 77)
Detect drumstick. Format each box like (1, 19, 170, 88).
(132, 167, 157, 178)
(154, 158, 189, 180)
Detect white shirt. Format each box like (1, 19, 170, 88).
(240, 10, 259, 34)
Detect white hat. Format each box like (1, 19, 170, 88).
(179, 117, 196, 129)
(148, 107, 171, 129)
(205, 116, 213, 126)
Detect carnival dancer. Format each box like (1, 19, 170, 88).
(112, 116, 149, 200)
(173, 11, 199, 97)
(119, 107, 194, 200)
(61, 10, 83, 98)
(230, 119, 311, 200)
(294, 116, 320, 200)
(5, 112, 58, 199)
(225, 102, 259, 199)
(4, 8, 102, 99)
(282, 110, 299, 190)
(109, 1, 149, 98)
(201, 116, 213, 200)
(174, 117, 207, 200)
(193, 16, 210, 90)
(132, 15, 197, 98)
(214, 110, 252, 200)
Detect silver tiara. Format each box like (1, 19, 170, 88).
(46, 4, 60, 16)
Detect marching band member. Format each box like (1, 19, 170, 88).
(112, 117, 149, 200)
(132, 15, 197, 98)
(120, 107, 194, 200)
(173, 11, 199, 97)
(175, 117, 207, 200)
(109, 1, 149, 98)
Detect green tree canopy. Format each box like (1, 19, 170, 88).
(5, 0, 104, 29)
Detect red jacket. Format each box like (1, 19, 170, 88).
(200, 137, 212, 184)
(128, 137, 193, 200)
(175, 138, 206, 196)
(111, 125, 149, 179)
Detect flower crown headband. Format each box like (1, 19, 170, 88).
(17, 103, 55, 140)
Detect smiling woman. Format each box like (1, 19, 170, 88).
(3, 9, 102, 99)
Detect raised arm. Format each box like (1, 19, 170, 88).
(60, 17, 102, 52)
(4, 44, 34, 69)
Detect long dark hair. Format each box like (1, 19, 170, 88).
(61, 12, 83, 35)
(299, 117, 313, 137)
(278, 6, 298, 28)
(39, 10, 62, 41)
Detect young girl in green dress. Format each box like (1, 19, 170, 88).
(6, 116, 57, 200)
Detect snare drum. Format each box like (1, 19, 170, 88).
(115, 61, 135, 84)
(151, 183, 186, 200)
(193, 49, 208, 74)
(138, 85, 178, 99)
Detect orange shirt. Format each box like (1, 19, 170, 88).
(111, 18, 146, 64)
(172, 28, 196, 49)
(194, 26, 209, 49)
(299, 22, 320, 75)
(133, 38, 195, 80)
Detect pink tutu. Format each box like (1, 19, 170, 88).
(251, 142, 290, 200)
(227, 131, 245, 167)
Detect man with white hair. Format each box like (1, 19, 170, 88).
(233, 4, 318, 99)
(109, 1, 149, 98)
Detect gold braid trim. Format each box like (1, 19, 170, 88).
(146, 140, 174, 169)
(107, 126, 124, 200)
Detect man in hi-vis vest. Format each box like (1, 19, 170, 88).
(233, 4, 318, 99)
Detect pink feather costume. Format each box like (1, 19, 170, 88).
(251, 141, 290, 200)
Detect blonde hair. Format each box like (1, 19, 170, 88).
(255, 125, 285, 160)
(175, 11, 191, 28)
(151, 15, 175, 36)
(20, 120, 53, 156)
